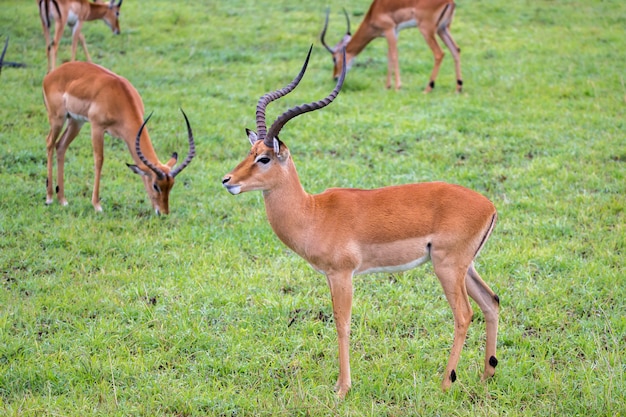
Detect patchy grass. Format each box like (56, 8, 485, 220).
(0, 0, 624, 415)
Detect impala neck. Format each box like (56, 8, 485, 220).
(346, 14, 379, 57)
(262, 156, 313, 254)
(86, 3, 112, 20)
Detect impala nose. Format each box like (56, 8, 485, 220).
(222, 176, 231, 185)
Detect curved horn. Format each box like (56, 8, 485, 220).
(135, 112, 166, 179)
(171, 108, 196, 178)
(342, 8, 351, 35)
(266, 48, 347, 143)
(256, 44, 313, 146)
(0, 36, 8, 74)
(320, 8, 334, 54)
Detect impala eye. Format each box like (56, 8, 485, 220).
(153, 183, 161, 193)
(256, 156, 271, 165)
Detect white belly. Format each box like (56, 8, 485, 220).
(67, 10, 79, 26)
(397, 19, 417, 31)
(357, 253, 429, 275)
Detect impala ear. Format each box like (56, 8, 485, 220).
(274, 138, 289, 162)
(272, 137, 280, 155)
(246, 128, 258, 145)
(127, 163, 148, 177)
(166, 152, 178, 168)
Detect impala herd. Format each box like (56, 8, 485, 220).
(13, 0, 499, 399)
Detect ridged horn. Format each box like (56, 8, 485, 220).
(265, 47, 347, 143)
(170, 109, 196, 178)
(134, 112, 166, 179)
(320, 8, 334, 53)
(0, 36, 8, 74)
(255, 45, 313, 147)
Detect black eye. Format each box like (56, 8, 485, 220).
(153, 183, 161, 193)
(257, 157, 271, 165)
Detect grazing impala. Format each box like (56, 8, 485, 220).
(38, 0, 123, 72)
(321, 0, 462, 92)
(43, 61, 195, 214)
(222, 47, 499, 398)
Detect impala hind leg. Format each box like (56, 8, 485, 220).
(465, 263, 499, 381)
(437, 27, 462, 92)
(55, 118, 84, 207)
(432, 259, 473, 390)
(45, 120, 65, 205)
(326, 271, 354, 398)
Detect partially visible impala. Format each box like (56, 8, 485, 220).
(321, 0, 462, 92)
(0, 36, 8, 75)
(42, 61, 195, 214)
(38, 0, 123, 72)
(222, 46, 499, 398)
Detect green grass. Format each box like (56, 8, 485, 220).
(1, 0, 625, 415)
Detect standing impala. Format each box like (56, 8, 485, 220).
(222, 47, 499, 398)
(321, 0, 462, 92)
(38, 0, 123, 72)
(43, 61, 195, 214)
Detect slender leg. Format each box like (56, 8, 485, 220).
(383, 29, 401, 90)
(55, 119, 84, 206)
(50, 16, 66, 71)
(438, 27, 462, 92)
(90, 125, 105, 212)
(78, 32, 92, 62)
(326, 270, 354, 398)
(38, 1, 53, 72)
(419, 24, 444, 93)
(45, 120, 65, 205)
(70, 22, 84, 62)
(465, 263, 499, 380)
(432, 256, 473, 391)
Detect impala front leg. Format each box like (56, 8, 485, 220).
(45, 121, 64, 205)
(326, 270, 354, 398)
(70, 22, 85, 62)
(90, 126, 105, 212)
(384, 29, 401, 90)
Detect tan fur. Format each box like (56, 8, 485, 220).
(38, 0, 122, 72)
(324, 0, 462, 92)
(224, 139, 499, 398)
(42, 61, 192, 214)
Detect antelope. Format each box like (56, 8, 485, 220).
(222, 46, 499, 398)
(321, 0, 462, 92)
(42, 61, 195, 214)
(38, 0, 123, 72)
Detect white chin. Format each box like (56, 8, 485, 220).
(225, 185, 241, 195)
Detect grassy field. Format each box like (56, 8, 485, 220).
(1, 0, 624, 415)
